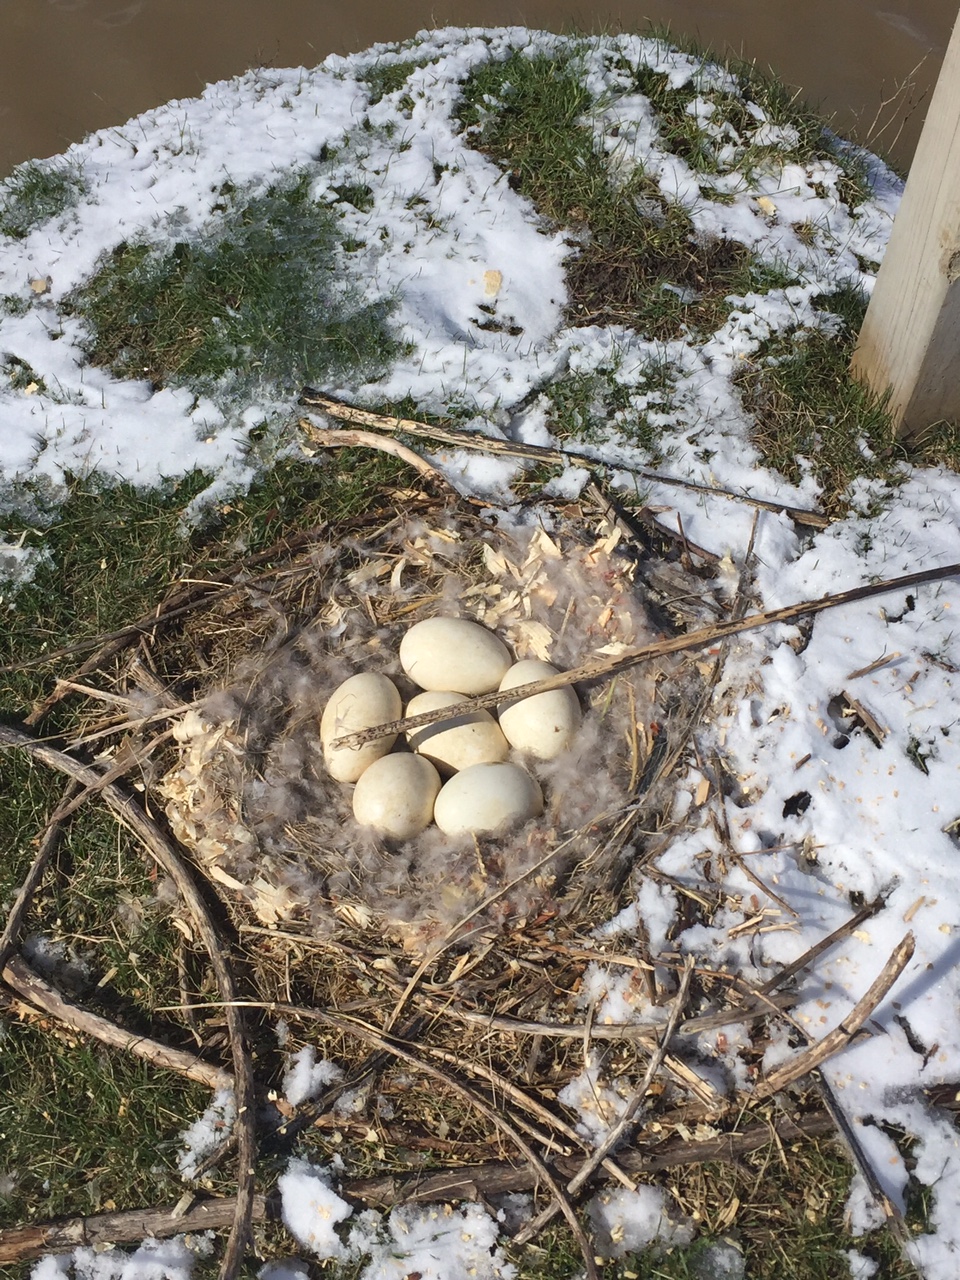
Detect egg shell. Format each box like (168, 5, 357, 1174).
(320, 672, 402, 782)
(399, 617, 512, 695)
(433, 762, 543, 837)
(406, 690, 509, 774)
(497, 660, 582, 760)
(352, 753, 441, 840)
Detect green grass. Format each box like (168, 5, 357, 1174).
(0, 160, 86, 240)
(457, 49, 792, 342)
(629, 31, 874, 207)
(62, 172, 404, 405)
(363, 58, 423, 104)
(0, 449, 410, 724)
(0, 1025, 208, 1226)
(0, 750, 210, 1233)
(738, 313, 903, 513)
(547, 363, 672, 457)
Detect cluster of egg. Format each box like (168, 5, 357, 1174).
(319, 617, 581, 841)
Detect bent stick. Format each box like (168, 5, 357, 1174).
(2, 954, 233, 1091)
(299, 391, 831, 528)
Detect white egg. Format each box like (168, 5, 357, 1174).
(433, 762, 543, 837)
(352, 753, 441, 840)
(320, 672, 402, 782)
(406, 690, 510, 774)
(497, 660, 581, 760)
(399, 617, 512, 694)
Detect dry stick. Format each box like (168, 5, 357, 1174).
(333, 560, 960, 750)
(679, 899, 884, 1036)
(1, 954, 233, 1091)
(0, 726, 256, 1280)
(299, 391, 832, 529)
(280, 1004, 599, 1280)
(421, 1041, 637, 1190)
(815, 1070, 910, 1244)
(303, 426, 451, 482)
(513, 957, 695, 1247)
(1, 1107, 844, 1266)
(755, 933, 916, 1100)
(0, 781, 78, 970)
(0, 1195, 274, 1267)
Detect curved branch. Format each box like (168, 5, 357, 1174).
(0, 725, 256, 1280)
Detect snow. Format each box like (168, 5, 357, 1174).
(278, 1161, 352, 1260)
(30, 1235, 213, 1280)
(274, 1161, 516, 1278)
(281, 1046, 343, 1107)
(586, 1184, 695, 1257)
(175, 1089, 236, 1180)
(3, 20, 960, 1280)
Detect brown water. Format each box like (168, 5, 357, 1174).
(0, 0, 954, 179)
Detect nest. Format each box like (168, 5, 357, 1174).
(158, 495, 689, 955)
(7, 454, 897, 1274)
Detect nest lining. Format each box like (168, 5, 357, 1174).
(160, 507, 671, 952)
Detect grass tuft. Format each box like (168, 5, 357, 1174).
(739, 323, 901, 511)
(62, 172, 404, 404)
(0, 160, 86, 240)
(363, 58, 423, 104)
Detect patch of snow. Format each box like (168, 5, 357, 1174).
(176, 1089, 236, 1180)
(586, 1184, 694, 1258)
(278, 1160, 352, 1260)
(281, 1046, 343, 1107)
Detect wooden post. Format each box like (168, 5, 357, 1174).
(851, 8, 960, 438)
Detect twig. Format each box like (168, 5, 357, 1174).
(754, 933, 915, 1099)
(0, 1194, 274, 1266)
(421, 1041, 636, 1188)
(0, 781, 78, 970)
(300, 391, 831, 528)
(278, 1003, 600, 1280)
(815, 1072, 910, 1243)
(679, 893, 878, 1032)
(1, 954, 233, 1091)
(302, 425, 449, 482)
(1, 1105, 848, 1264)
(0, 726, 257, 1280)
(513, 957, 694, 1245)
(333, 561, 960, 749)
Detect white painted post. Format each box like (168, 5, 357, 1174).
(851, 8, 960, 438)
